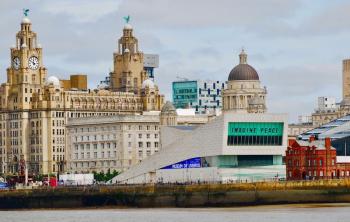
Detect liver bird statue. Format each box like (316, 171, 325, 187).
(123, 15, 130, 24)
(23, 8, 30, 17)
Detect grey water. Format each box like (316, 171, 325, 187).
(0, 204, 349, 222)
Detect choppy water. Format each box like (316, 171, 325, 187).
(0, 204, 350, 222)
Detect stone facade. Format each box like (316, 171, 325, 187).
(222, 50, 267, 113)
(66, 115, 160, 173)
(0, 17, 164, 175)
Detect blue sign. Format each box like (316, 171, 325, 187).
(0, 182, 8, 189)
(161, 157, 201, 169)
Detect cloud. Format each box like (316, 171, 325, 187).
(42, 0, 122, 23)
(0, 0, 349, 123)
(117, 0, 301, 29)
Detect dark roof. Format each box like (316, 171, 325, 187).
(228, 64, 259, 81)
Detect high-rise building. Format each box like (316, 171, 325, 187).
(0, 16, 164, 175)
(343, 59, 350, 99)
(172, 80, 226, 114)
(222, 49, 267, 113)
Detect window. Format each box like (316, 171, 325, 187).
(138, 142, 143, 148)
(146, 142, 151, 148)
(138, 134, 142, 139)
(155, 142, 159, 148)
(147, 134, 150, 139)
(155, 134, 158, 139)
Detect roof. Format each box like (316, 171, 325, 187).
(299, 114, 350, 140)
(295, 140, 335, 150)
(228, 64, 259, 81)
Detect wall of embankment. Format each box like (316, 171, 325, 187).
(2, 179, 350, 209)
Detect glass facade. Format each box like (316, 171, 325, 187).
(227, 122, 284, 146)
(237, 155, 273, 167)
(172, 81, 198, 108)
(331, 136, 350, 156)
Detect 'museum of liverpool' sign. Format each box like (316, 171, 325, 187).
(228, 122, 284, 136)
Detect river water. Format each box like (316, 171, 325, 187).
(0, 204, 349, 222)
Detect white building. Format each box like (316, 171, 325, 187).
(317, 97, 338, 111)
(112, 112, 288, 184)
(66, 114, 161, 173)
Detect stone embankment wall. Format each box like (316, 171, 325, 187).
(1, 179, 350, 209)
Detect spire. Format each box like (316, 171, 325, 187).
(239, 48, 247, 64)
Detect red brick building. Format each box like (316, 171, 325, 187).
(286, 137, 350, 180)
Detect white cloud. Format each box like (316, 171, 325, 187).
(0, 0, 349, 123)
(42, 0, 122, 23)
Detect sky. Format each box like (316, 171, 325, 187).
(1, 0, 350, 123)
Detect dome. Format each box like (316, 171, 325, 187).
(161, 101, 176, 113)
(124, 48, 130, 53)
(228, 64, 259, 81)
(21, 17, 31, 24)
(142, 79, 155, 89)
(124, 23, 133, 30)
(228, 49, 259, 81)
(45, 76, 60, 87)
(21, 43, 27, 48)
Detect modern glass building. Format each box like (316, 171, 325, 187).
(172, 81, 198, 109)
(172, 80, 226, 114)
(112, 112, 288, 184)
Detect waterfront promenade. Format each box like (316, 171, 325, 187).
(1, 179, 350, 209)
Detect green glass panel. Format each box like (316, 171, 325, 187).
(228, 122, 284, 136)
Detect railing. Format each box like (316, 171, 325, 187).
(2, 178, 350, 194)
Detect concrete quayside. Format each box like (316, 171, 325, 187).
(1, 179, 350, 209)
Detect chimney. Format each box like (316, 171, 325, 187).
(325, 137, 331, 150)
(309, 135, 315, 143)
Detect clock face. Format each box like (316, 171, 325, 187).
(13, 57, 20, 70)
(28, 56, 39, 70)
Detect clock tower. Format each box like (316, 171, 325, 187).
(0, 15, 48, 174)
(5, 16, 47, 110)
(110, 22, 147, 93)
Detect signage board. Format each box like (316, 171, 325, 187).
(228, 122, 284, 136)
(161, 157, 201, 169)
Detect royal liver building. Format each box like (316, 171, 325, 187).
(0, 16, 164, 175)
